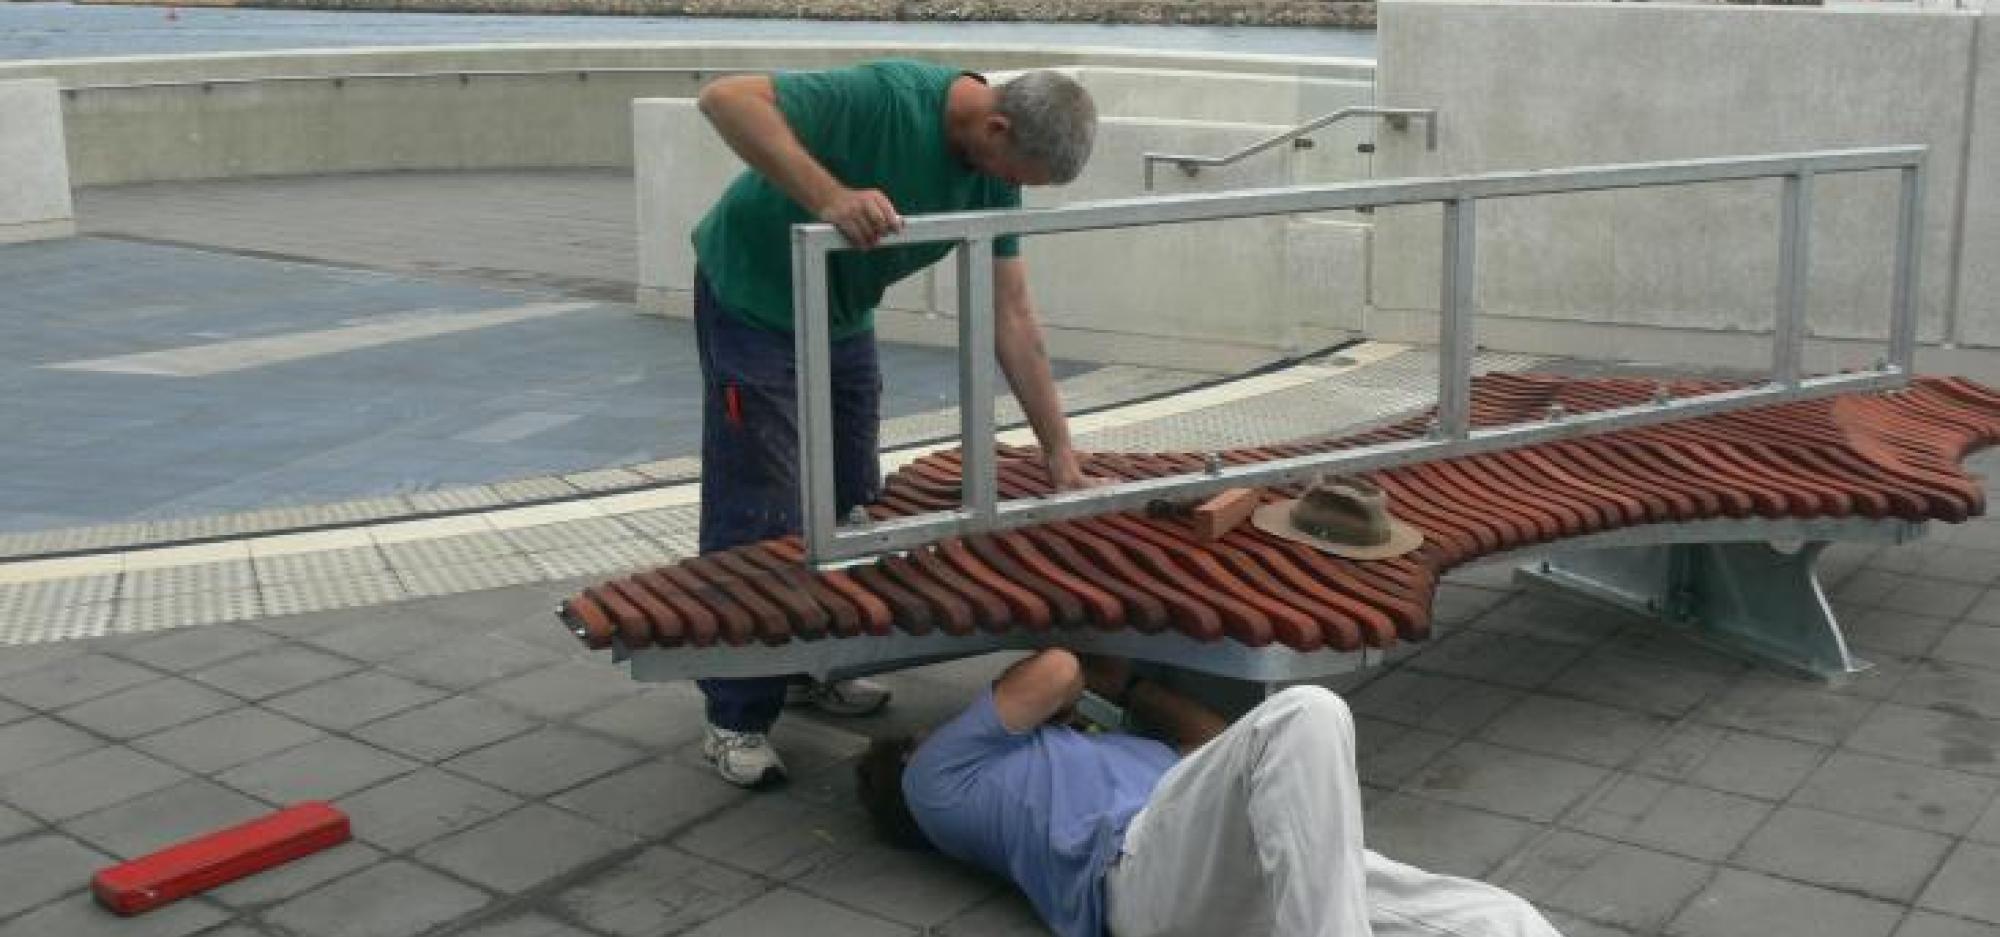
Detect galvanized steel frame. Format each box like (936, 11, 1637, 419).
(792, 145, 1928, 567)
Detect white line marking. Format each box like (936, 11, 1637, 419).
(44, 302, 594, 377)
(456, 411, 584, 445)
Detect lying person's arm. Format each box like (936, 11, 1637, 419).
(1080, 654, 1228, 755)
(991, 649, 1087, 733)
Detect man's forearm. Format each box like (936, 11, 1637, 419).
(992, 259, 1081, 484)
(995, 302, 1075, 463)
(698, 79, 843, 216)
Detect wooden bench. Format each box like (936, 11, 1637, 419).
(557, 373, 1999, 687)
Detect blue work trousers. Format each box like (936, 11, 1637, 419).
(693, 270, 882, 732)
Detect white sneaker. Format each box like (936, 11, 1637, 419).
(785, 678, 892, 717)
(702, 724, 787, 789)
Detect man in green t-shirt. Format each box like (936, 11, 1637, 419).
(689, 60, 1099, 788)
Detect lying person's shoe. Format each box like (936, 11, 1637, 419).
(702, 724, 787, 789)
(785, 677, 893, 717)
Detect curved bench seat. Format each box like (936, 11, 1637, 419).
(556, 374, 2000, 680)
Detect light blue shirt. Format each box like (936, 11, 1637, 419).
(904, 688, 1180, 937)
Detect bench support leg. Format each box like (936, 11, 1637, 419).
(1516, 541, 1871, 682)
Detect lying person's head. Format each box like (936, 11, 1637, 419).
(856, 734, 933, 850)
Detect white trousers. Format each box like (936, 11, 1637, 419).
(1104, 687, 1562, 937)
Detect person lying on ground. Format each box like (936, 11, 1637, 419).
(857, 648, 1562, 937)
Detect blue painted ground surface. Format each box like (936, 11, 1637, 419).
(0, 237, 1035, 531)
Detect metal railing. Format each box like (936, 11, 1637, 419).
(1142, 106, 1439, 190)
(792, 145, 1927, 567)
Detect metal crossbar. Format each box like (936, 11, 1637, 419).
(791, 145, 1928, 567)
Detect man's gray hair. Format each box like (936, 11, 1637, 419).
(995, 71, 1097, 185)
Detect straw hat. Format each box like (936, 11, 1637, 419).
(1251, 475, 1425, 561)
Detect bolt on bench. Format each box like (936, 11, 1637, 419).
(558, 146, 1998, 697)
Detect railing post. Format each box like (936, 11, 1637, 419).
(1889, 160, 1924, 374)
(958, 238, 999, 525)
(1774, 169, 1813, 388)
(792, 230, 839, 565)
(1438, 197, 1477, 438)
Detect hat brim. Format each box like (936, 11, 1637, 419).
(1250, 500, 1426, 561)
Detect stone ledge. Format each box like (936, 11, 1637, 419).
(73, 0, 1378, 28)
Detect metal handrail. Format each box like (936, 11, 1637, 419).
(58, 66, 754, 94)
(1143, 105, 1439, 190)
(790, 145, 1927, 567)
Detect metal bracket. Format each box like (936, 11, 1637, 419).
(1516, 541, 1872, 683)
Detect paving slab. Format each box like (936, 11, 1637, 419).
(0, 746, 189, 822)
(1918, 841, 2000, 926)
(1475, 695, 1674, 768)
(262, 669, 447, 731)
(475, 660, 649, 720)
(935, 893, 1052, 937)
(455, 912, 602, 937)
(676, 795, 880, 881)
(413, 803, 638, 892)
(676, 886, 914, 937)
(188, 644, 360, 701)
(549, 758, 747, 839)
(1845, 703, 2000, 778)
(1733, 805, 1955, 903)
(0, 892, 229, 937)
(215, 736, 419, 804)
(570, 684, 710, 751)
(1354, 717, 1458, 789)
(1562, 774, 1771, 862)
(1544, 645, 1739, 718)
(1893, 912, 2000, 937)
(1361, 795, 1543, 880)
(202, 840, 383, 912)
(1405, 742, 1611, 823)
(0, 653, 159, 710)
(1349, 668, 1526, 736)
(264, 860, 492, 937)
(439, 726, 643, 798)
(1668, 868, 1904, 937)
(378, 633, 563, 691)
(553, 845, 768, 937)
(1698, 677, 1883, 747)
(352, 693, 540, 763)
(1630, 722, 1829, 801)
(0, 716, 104, 778)
(131, 706, 325, 774)
(0, 833, 115, 918)
(1406, 631, 1588, 691)
(1893, 659, 2000, 721)
(335, 768, 523, 853)
(1499, 831, 1712, 933)
(62, 777, 272, 860)
(1792, 750, 2000, 837)
(54, 676, 240, 740)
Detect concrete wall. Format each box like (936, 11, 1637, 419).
(1371, 1, 1990, 369)
(1959, 14, 2000, 348)
(634, 69, 1376, 371)
(0, 43, 1367, 185)
(0, 80, 76, 244)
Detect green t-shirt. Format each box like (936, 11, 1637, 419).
(692, 59, 1023, 339)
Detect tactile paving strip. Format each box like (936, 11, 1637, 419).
(556, 375, 2000, 656)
